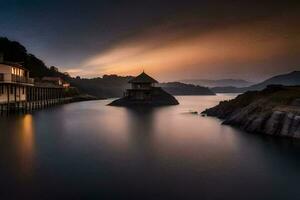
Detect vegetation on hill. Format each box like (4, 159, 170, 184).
(69, 77, 216, 98)
(0, 37, 68, 78)
(159, 82, 215, 95)
(68, 75, 131, 98)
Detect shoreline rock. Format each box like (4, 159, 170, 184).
(202, 85, 300, 139)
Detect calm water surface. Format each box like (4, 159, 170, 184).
(1, 95, 300, 200)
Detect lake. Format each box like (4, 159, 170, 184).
(1, 95, 300, 200)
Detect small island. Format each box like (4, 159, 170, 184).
(202, 85, 300, 139)
(109, 72, 179, 106)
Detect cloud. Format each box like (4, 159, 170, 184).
(68, 12, 300, 81)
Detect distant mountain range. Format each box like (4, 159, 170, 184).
(69, 77, 215, 98)
(71, 70, 300, 97)
(212, 71, 300, 93)
(180, 78, 253, 87)
(247, 71, 300, 90)
(1, 37, 299, 97)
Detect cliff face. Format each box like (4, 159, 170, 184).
(202, 85, 300, 139)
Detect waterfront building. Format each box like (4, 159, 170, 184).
(0, 62, 34, 103)
(126, 71, 158, 100)
(0, 60, 70, 113)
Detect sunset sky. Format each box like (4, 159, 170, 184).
(0, 0, 299, 82)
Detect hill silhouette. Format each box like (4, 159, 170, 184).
(212, 71, 300, 93)
(180, 78, 253, 87)
(0, 37, 68, 78)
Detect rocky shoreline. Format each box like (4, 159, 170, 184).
(202, 85, 300, 139)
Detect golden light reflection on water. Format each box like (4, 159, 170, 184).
(18, 114, 35, 177)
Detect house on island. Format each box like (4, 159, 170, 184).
(126, 71, 158, 100)
(109, 71, 179, 106)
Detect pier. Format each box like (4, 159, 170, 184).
(0, 83, 73, 114)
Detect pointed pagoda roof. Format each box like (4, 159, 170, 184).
(129, 72, 158, 84)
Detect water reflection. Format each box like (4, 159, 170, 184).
(18, 114, 35, 177)
(1, 96, 300, 199)
(127, 107, 155, 134)
(126, 107, 156, 151)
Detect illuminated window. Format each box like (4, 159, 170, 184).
(12, 67, 17, 75)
